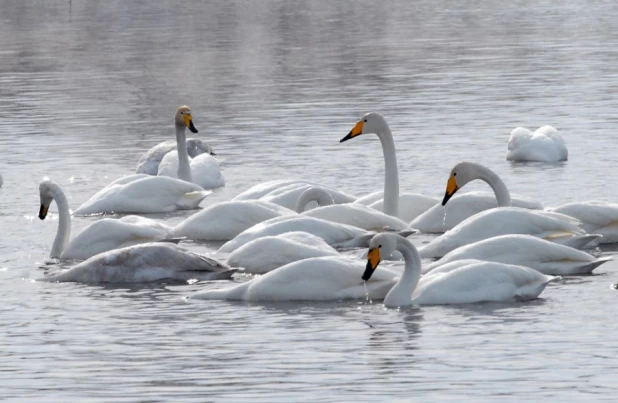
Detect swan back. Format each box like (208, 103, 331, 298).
(295, 187, 335, 212)
(507, 126, 568, 162)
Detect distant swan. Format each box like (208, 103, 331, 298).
(40, 243, 234, 283)
(39, 179, 176, 260)
(136, 138, 215, 175)
(507, 126, 568, 162)
(423, 234, 611, 276)
(418, 162, 594, 258)
(341, 112, 438, 222)
(363, 233, 554, 307)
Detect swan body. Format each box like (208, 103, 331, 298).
(259, 183, 356, 210)
(410, 191, 543, 233)
(226, 231, 340, 274)
(158, 150, 225, 190)
(552, 201, 618, 244)
(424, 234, 611, 275)
(173, 200, 296, 241)
(507, 126, 568, 162)
(233, 180, 312, 201)
(363, 233, 554, 307)
(354, 192, 439, 223)
(218, 216, 371, 254)
(41, 243, 234, 284)
(136, 138, 215, 175)
(340, 112, 436, 220)
(296, 187, 410, 231)
(189, 256, 398, 301)
(39, 179, 177, 260)
(74, 175, 209, 215)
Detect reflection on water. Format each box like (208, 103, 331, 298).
(2, 0, 618, 401)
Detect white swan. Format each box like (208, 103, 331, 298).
(296, 187, 410, 231)
(340, 112, 438, 221)
(189, 255, 399, 302)
(226, 231, 340, 274)
(507, 126, 568, 162)
(136, 138, 215, 175)
(418, 162, 594, 259)
(363, 233, 554, 307)
(173, 200, 296, 241)
(74, 174, 209, 215)
(552, 201, 618, 244)
(410, 191, 543, 233)
(39, 179, 177, 260)
(249, 182, 357, 210)
(423, 234, 611, 275)
(40, 243, 234, 283)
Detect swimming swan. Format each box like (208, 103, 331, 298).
(296, 187, 410, 231)
(363, 233, 554, 307)
(74, 174, 210, 215)
(39, 179, 176, 260)
(136, 138, 215, 175)
(189, 255, 399, 302)
(552, 201, 618, 244)
(173, 200, 296, 241)
(40, 243, 234, 284)
(418, 162, 594, 259)
(225, 231, 340, 274)
(340, 112, 438, 222)
(507, 126, 568, 162)
(423, 234, 611, 275)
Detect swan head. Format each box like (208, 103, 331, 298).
(362, 232, 398, 281)
(441, 162, 479, 206)
(39, 179, 57, 220)
(340, 112, 389, 142)
(175, 105, 199, 134)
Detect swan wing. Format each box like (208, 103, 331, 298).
(302, 203, 409, 231)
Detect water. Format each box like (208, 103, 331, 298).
(2, 0, 618, 400)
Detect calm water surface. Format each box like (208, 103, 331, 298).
(2, 1, 618, 401)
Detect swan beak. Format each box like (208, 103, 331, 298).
(362, 247, 381, 281)
(39, 204, 49, 220)
(183, 114, 199, 134)
(441, 176, 459, 206)
(340, 120, 364, 143)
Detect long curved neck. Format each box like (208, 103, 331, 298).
(175, 123, 192, 183)
(473, 164, 511, 207)
(376, 126, 399, 217)
(50, 185, 71, 259)
(384, 236, 422, 307)
(295, 187, 334, 212)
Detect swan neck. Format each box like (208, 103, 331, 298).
(50, 185, 71, 259)
(384, 236, 422, 307)
(295, 187, 335, 212)
(377, 126, 399, 217)
(175, 123, 192, 183)
(475, 165, 511, 206)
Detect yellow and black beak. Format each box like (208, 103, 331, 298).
(362, 247, 381, 281)
(183, 114, 199, 134)
(441, 175, 459, 206)
(39, 204, 49, 220)
(340, 120, 364, 143)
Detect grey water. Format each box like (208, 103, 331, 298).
(2, 0, 618, 401)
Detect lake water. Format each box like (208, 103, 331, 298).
(2, 0, 618, 401)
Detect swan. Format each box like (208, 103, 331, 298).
(235, 181, 356, 210)
(552, 201, 618, 244)
(39, 179, 177, 260)
(296, 187, 410, 231)
(74, 174, 209, 215)
(189, 255, 399, 302)
(173, 200, 296, 241)
(40, 243, 234, 283)
(423, 234, 612, 275)
(507, 126, 568, 162)
(149, 106, 224, 189)
(410, 191, 543, 233)
(225, 231, 340, 274)
(418, 162, 595, 259)
(136, 138, 215, 175)
(363, 233, 555, 307)
(340, 112, 438, 222)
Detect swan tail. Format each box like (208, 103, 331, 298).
(185, 268, 237, 281)
(574, 256, 613, 274)
(397, 228, 417, 238)
(156, 237, 185, 245)
(176, 190, 211, 209)
(552, 234, 602, 249)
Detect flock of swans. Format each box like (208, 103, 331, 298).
(29, 106, 618, 308)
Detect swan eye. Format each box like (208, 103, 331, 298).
(378, 244, 382, 248)
(453, 172, 457, 177)
(363, 119, 368, 123)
